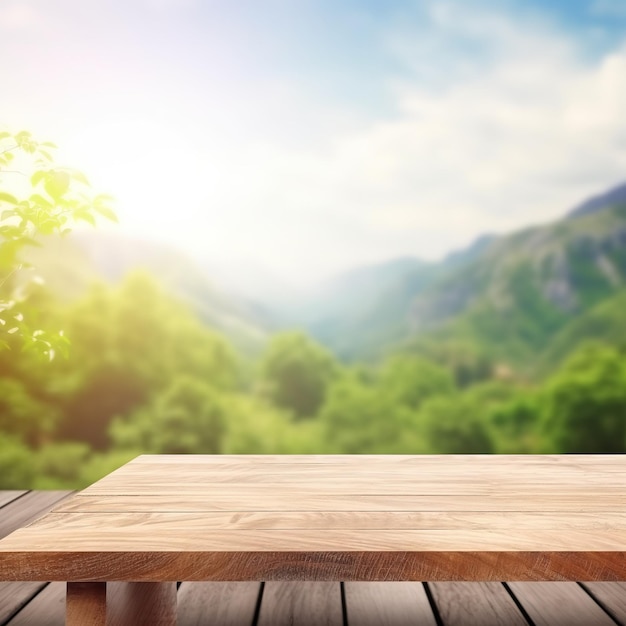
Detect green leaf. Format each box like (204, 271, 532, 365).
(94, 205, 118, 222)
(0, 131, 11, 141)
(31, 170, 47, 186)
(41, 141, 58, 148)
(0, 192, 18, 205)
(69, 169, 90, 186)
(1, 209, 16, 220)
(44, 170, 70, 199)
(19, 236, 42, 248)
(94, 193, 115, 203)
(38, 149, 53, 162)
(29, 193, 53, 208)
(73, 210, 97, 226)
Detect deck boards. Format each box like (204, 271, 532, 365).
(1, 491, 626, 625)
(507, 582, 617, 626)
(0, 491, 72, 624)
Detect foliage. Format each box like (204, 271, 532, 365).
(260, 331, 338, 419)
(77, 450, 142, 489)
(0, 436, 36, 488)
(33, 442, 91, 488)
(319, 370, 422, 453)
(2, 172, 626, 487)
(539, 291, 626, 373)
(222, 395, 322, 454)
(417, 395, 494, 454)
(0, 376, 60, 447)
(542, 342, 626, 453)
(379, 354, 455, 408)
(487, 395, 541, 453)
(111, 377, 227, 454)
(56, 272, 237, 449)
(0, 129, 115, 357)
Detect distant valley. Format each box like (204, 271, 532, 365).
(28, 180, 626, 371)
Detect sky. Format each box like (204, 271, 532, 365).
(2, 0, 626, 286)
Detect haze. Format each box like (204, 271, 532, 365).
(2, 0, 626, 285)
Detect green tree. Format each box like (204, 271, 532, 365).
(0, 435, 35, 488)
(319, 371, 422, 453)
(542, 343, 626, 453)
(260, 331, 338, 419)
(223, 395, 322, 454)
(379, 354, 455, 409)
(57, 272, 237, 448)
(0, 129, 115, 357)
(410, 338, 493, 388)
(33, 442, 91, 488)
(111, 377, 226, 454)
(418, 395, 493, 454)
(481, 387, 541, 453)
(0, 377, 60, 447)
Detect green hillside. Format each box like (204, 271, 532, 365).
(20, 232, 271, 354)
(4, 183, 626, 490)
(408, 203, 626, 367)
(300, 193, 626, 370)
(295, 237, 495, 360)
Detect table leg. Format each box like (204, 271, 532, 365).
(67, 582, 106, 625)
(67, 581, 177, 625)
(107, 582, 177, 625)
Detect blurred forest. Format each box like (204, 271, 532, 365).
(1, 133, 626, 488)
(0, 262, 625, 489)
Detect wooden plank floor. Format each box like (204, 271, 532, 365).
(0, 492, 624, 625)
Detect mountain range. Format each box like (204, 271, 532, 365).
(26, 180, 626, 368)
(298, 180, 626, 365)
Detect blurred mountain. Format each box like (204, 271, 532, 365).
(568, 181, 626, 218)
(23, 179, 626, 365)
(24, 231, 272, 353)
(289, 181, 626, 364)
(283, 236, 498, 360)
(397, 184, 626, 369)
(288, 256, 432, 359)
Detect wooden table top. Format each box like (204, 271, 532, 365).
(1, 454, 625, 582)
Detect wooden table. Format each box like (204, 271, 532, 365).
(0, 454, 625, 625)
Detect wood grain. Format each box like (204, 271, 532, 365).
(0, 491, 71, 537)
(3, 526, 625, 552)
(55, 493, 626, 513)
(6, 581, 66, 626)
(67, 582, 106, 626)
(344, 582, 438, 626)
(582, 582, 626, 624)
(257, 582, 343, 626)
(0, 550, 624, 582)
(429, 582, 528, 626)
(25, 510, 626, 531)
(507, 582, 616, 626)
(177, 582, 260, 626)
(0, 456, 625, 584)
(0, 581, 48, 624)
(0, 492, 27, 510)
(0, 491, 73, 624)
(107, 582, 177, 626)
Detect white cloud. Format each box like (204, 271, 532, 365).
(186, 0, 626, 279)
(0, 2, 45, 31)
(590, 0, 626, 18)
(4, 0, 626, 282)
